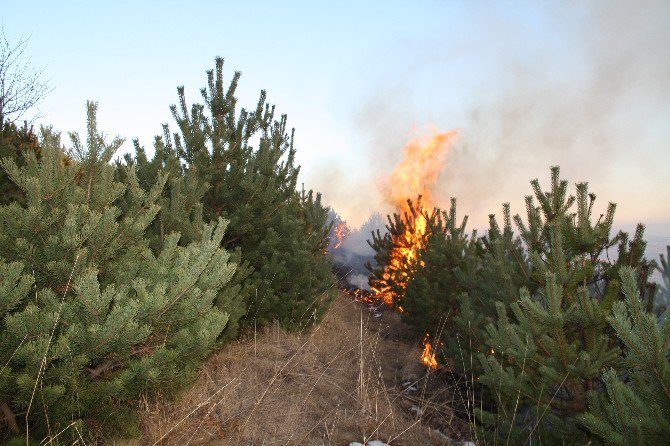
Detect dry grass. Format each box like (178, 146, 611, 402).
(126, 293, 466, 446)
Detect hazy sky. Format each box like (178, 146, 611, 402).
(2, 1, 669, 233)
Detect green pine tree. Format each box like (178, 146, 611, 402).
(654, 246, 670, 318)
(402, 198, 471, 336)
(128, 57, 333, 330)
(473, 167, 654, 444)
(123, 126, 206, 251)
(0, 115, 40, 206)
(0, 102, 238, 440)
(579, 267, 670, 445)
(119, 128, 250, 341)
(449, 203, 533, 375)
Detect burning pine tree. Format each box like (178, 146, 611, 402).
(367, 130, 457, 308)
(366, 131, 459, 369)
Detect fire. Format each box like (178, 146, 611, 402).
(385, 130, 458, 212)
(421, 333, 438, 369)
(332, 222, 350, 249)
(374, 130, 458, 306)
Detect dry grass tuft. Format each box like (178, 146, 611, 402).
(127, 293, 466, 446)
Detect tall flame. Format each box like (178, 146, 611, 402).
(385, 130, 458, 213)
(375, 130, 458, 306)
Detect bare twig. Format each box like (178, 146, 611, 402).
(0, 26, 51, 123)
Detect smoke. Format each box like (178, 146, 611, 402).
(439, 0, 670, 229)
(308, 87, 421, 228)
(325, 0, 670, 232)
(327, 212, 386, 289)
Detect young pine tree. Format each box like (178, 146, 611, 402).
(0, 115, 40, 206)
(579, 267, 670, 445)
(402, 198, 471, 337)
(122, 126, 206, 251)
(449, 203, 532, 375)
(120, 128, 251, 341)
(474, 167, 655, 444)
(654, 246, 670, 318)
(130, 57, 333, 330)
(0, 103, 238, 440)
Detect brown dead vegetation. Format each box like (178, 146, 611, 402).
(128, 293, 470, 446)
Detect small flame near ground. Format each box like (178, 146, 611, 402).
(421, 333, 438, 369)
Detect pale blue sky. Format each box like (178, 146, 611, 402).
(2, 1, 669, 234)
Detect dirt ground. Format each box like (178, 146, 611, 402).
(127, 293, 472, 446)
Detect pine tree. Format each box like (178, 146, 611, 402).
(449, 203, 532, 375)
(123, 126, 206, 251)
(0, 102, 238, 440)
(0, 115, 40, 206)
(654, 246, 670, 318)
(119, 128, 250, 341)
(128, 57, 333, 330)
(579, 267, 670, 445)
(294, 187, 335, 324)
(473, 167, 655, 444)
(402, 198, 471, 336)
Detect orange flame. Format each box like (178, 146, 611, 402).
(370, 130, 456, 369)
(385, 130, 458, 212)
(375, 130, 458, 306)
(333, 222, 349, 249)
(421, 334, 438, 369)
